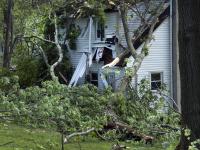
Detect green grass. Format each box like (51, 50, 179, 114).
(0, 123, 176, 150)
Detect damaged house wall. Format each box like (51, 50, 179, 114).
(67, 12, 125, 89)
(63, 3, 172, 95)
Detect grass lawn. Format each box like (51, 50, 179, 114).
(0, 123, 176, 150)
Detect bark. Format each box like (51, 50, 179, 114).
(23, 14, 63, 82)
(112, 142, 129, 150)
(119, 3, 137, 59)
(58, 72, 68, 84)
(24, 35, 56, 44)
(102, 2, 165, 72)
(64, 128, 95, 143)
(37, 45, 50, 68)
(3, 0, 13, 68)
(102, 2, 166, 92)
(50, 13, 63, 81)
(178, 1, 200, 149)
(104, 121, 154, 143)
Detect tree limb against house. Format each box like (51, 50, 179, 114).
(66, 0, 170, 92)
(103, 0, 166, 80)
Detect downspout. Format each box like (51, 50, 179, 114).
(170, 0, 173, 103)
(88, 17, 92, 55)
(172, 0, 181, 111)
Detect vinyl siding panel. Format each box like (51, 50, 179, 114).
(127, 18, 172, 93)
(118, 6, 143, 46)
(67, 9, 172, 92)
(104, 12, 118, 36)
(69, 51, 85, 85)
(69, 13, 118, 85)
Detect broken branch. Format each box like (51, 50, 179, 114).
(64, 128, 95, 143)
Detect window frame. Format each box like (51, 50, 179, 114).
(106, 71, 116, 91)
(150, 72, 163, 91)
(90, 72, 99, 87)
(96, 20, 105, 41)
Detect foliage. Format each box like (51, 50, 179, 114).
(13, 44, 40, 87)
(112, 79, 179, 132)
(183, 128, 200, 150)
(0, 76, 180, 148)
(0, 68, 19, 94)
(11, 14, 73, 87)
(39, 42, 73, 84)
(66, 24, 81, 49)
(189, 139, 200, 150)
(0, 79, 111, 133)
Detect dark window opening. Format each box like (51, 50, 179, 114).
(99, 47, 113, 65)
(151, 73, 162, 90)
(105, 36, 116, 45)
(97, 22, 105, 41)
(90, 72, 98, 87)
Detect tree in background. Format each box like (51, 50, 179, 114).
(178, 0, 200, 149)
(2, 0, 13, 68)
(0, 0, 73, 86)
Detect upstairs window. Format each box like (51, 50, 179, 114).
(96, 22, 105, 41)
(150, 72, 163, 90)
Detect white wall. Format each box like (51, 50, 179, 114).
(68, 10, 172, 92)
(69, 13, 119, 86)
(127, 18, 172, 93)
(104, 12, 118, 36)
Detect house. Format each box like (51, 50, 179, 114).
(61, 0, 180, 109)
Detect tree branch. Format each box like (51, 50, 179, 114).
(119, 3, 137, 58)
(103, 1, 166, 70)
(36, 45, 50, 68)
(64, 128, 95, 143)
(58, 71, 68, 84)
(24, 35, 56, 44)
(49, 13, 64, 81)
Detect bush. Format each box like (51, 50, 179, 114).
(15, 56, 39, 87)
(0, 80, 111, 132)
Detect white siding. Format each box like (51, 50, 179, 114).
(69, 13, 119, 85)
(67, 9, 172, 92)
(127, 18, 172, 93)
(118, 5, 144, 46)
(75, 18, 96, 52)
(104, 12, 118, 36)
(69, 51, 86, 85)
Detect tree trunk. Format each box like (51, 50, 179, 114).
(50, 13, 63, 81)
(3, 0, 13, 68)
(178, 1, 200, 149)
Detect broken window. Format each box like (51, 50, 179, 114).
(150, 72, 163, 90)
